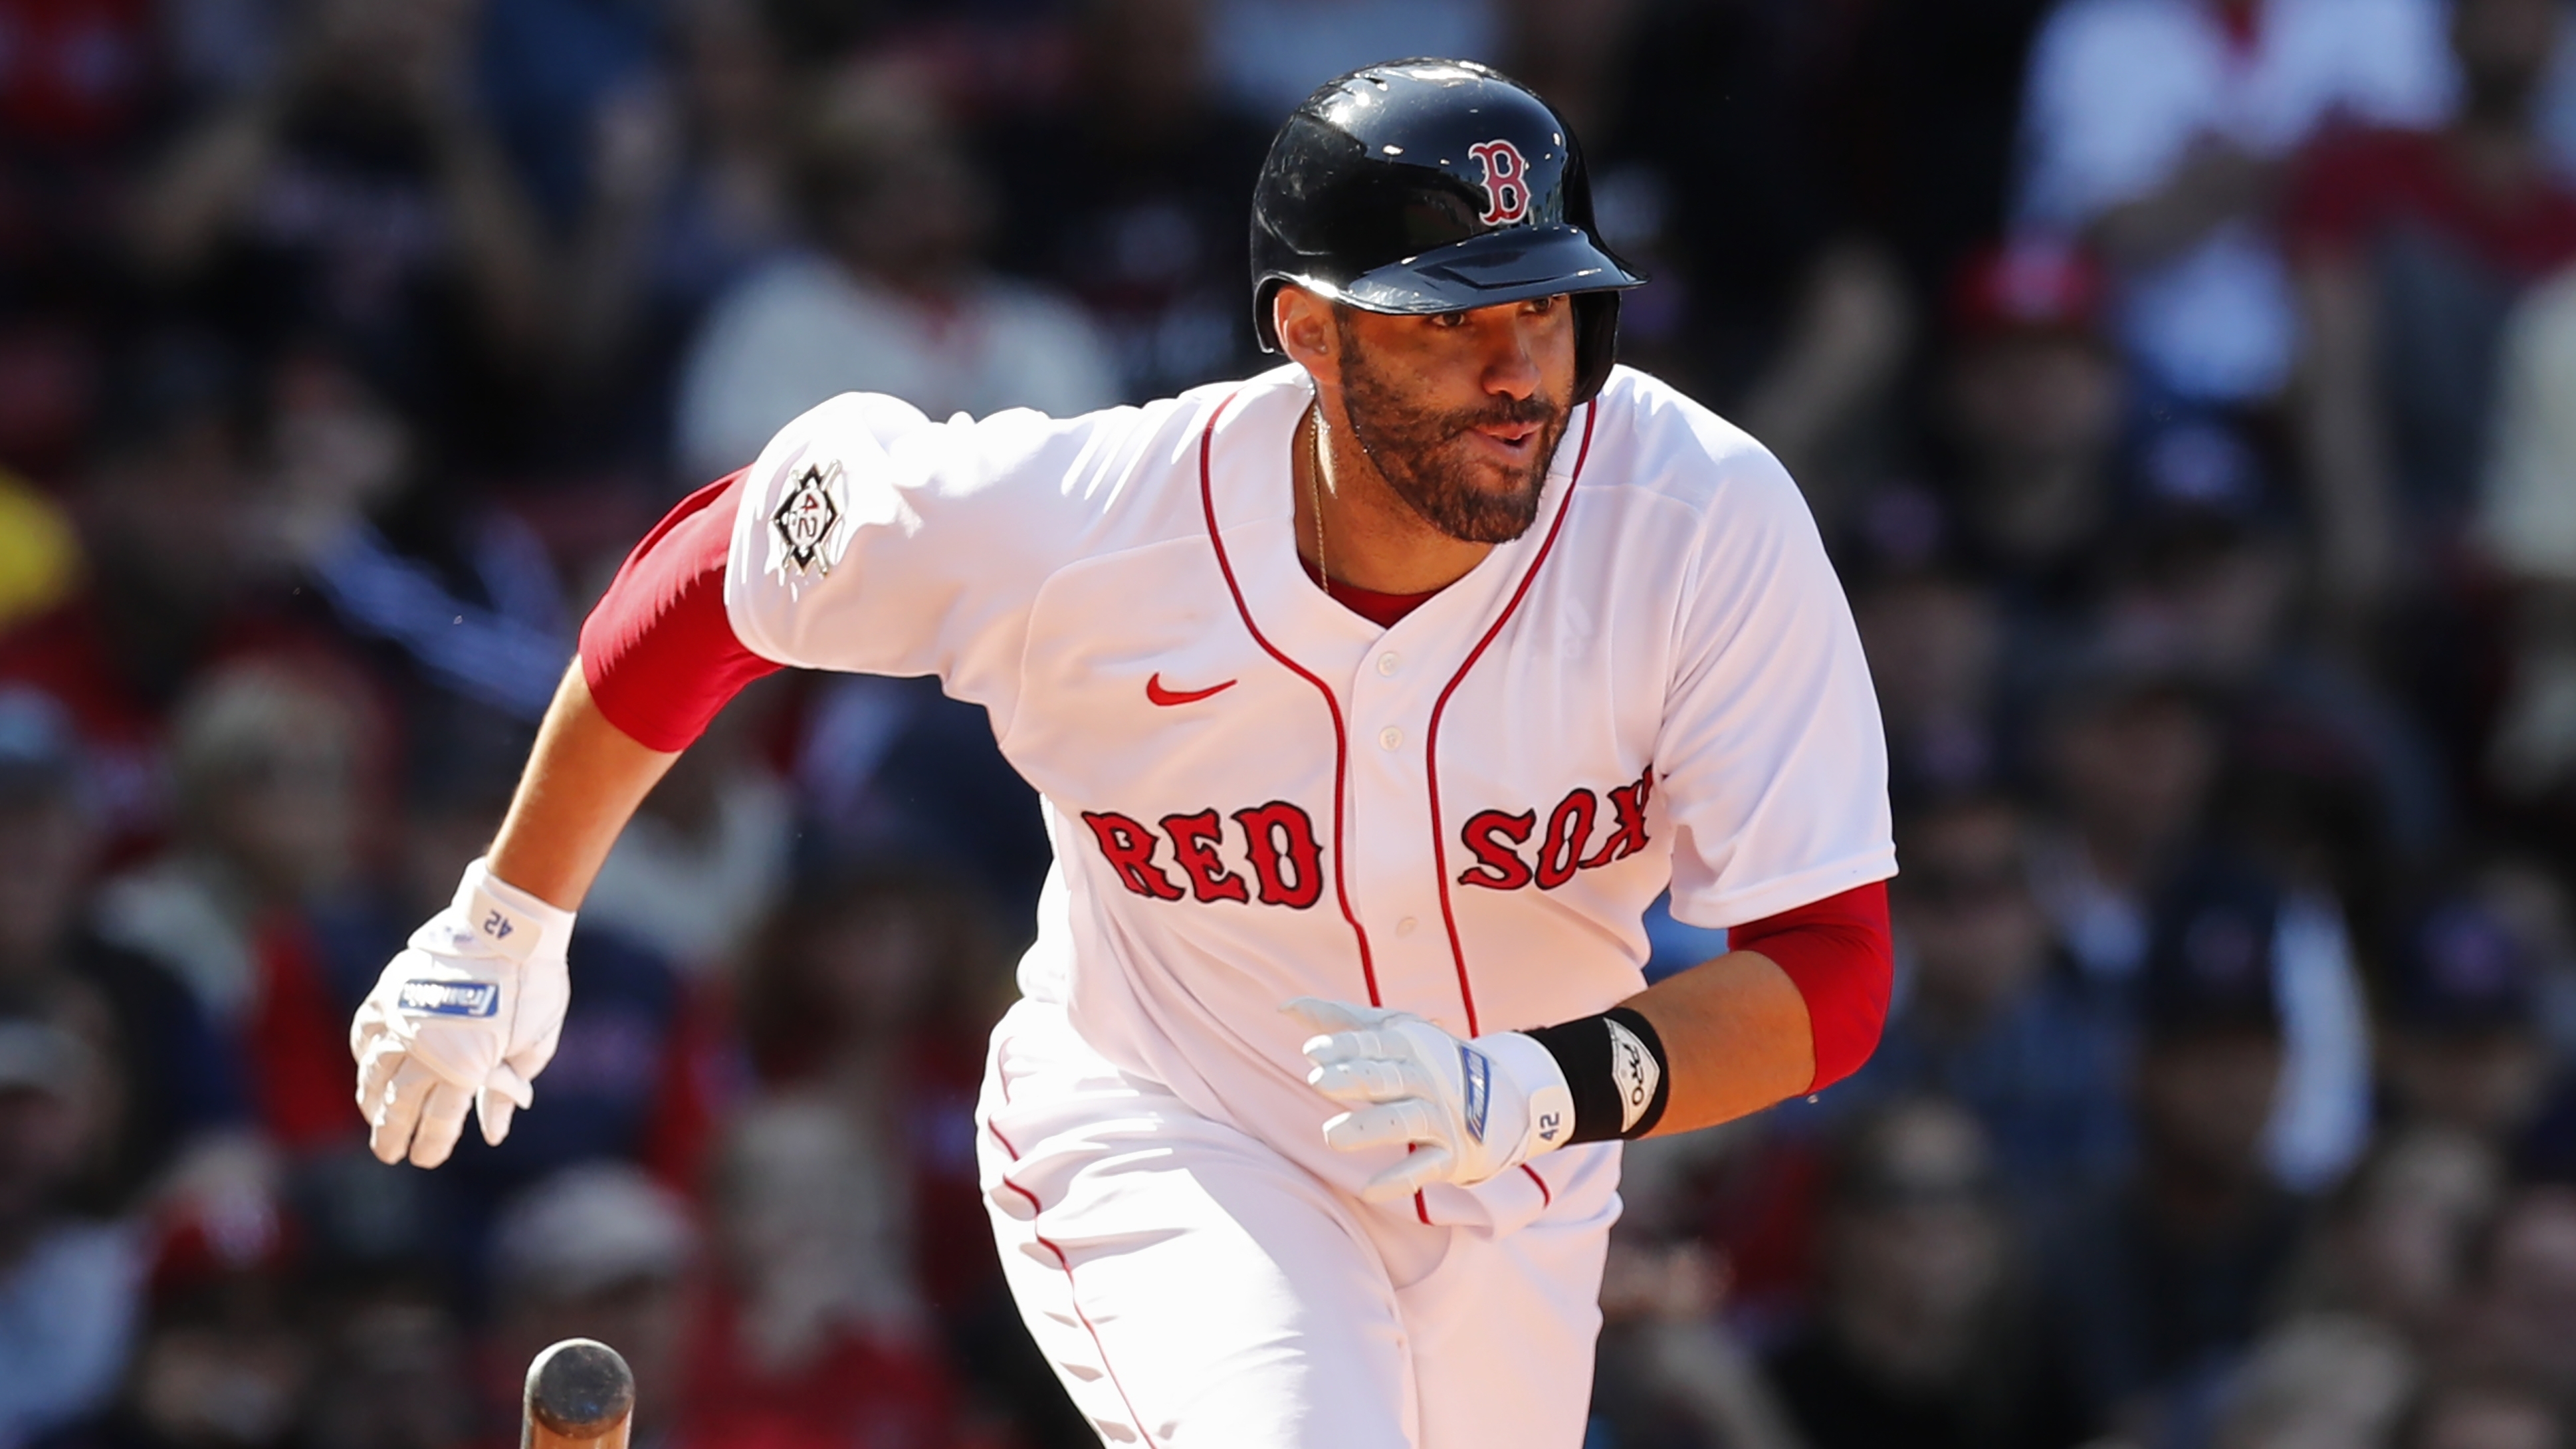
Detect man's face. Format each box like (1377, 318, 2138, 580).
(2137, 1028, 2283, 1179)
(1854, 574, 1997, 724)
(1894, 801, 2048, 1019)
(1944, 331, 2121, 477)
(203, 728, 359, 903)
(84, 416, 255, 613)
(1331, 296, 1577, 544)
(2051, 689, 2218, 850)
(2387, 1027, 2553, 1141)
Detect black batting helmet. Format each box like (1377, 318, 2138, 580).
(1250, 58, 1646, 403)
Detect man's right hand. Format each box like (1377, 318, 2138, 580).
(350, 858, 574, 1167)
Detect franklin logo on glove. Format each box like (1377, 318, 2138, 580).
(397, 981, 502, 1018)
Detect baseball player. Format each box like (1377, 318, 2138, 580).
(351, 59, 1895, 1448)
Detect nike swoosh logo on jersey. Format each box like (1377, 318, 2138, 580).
(1146, 673, 1237, 707)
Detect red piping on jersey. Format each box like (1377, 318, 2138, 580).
(1423, 403, 1598, 1040)
(988, 1061, 1158, 1444)
(1197, 390, 1381, 1008)
(1523, 1161, 1553, 1206)
(1416, 405, 1592, 1226)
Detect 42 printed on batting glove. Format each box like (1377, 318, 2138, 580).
(350, 858, 573, 1168)
(1285, 997, 1579, 1202)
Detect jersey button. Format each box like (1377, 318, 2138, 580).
(1377, 651, 1401, 676)
(1378, 726, 1403, 750)
(1396, 916, 1419, 937)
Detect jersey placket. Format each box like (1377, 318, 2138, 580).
(1339, 625, 1453, 1026)
(1336, 405, 1595, 1039)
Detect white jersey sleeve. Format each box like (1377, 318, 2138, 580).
(719, 390, 1164, 732)
(1648, 409, 1894, 929)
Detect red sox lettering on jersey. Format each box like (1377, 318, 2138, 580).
(1456, 766, 1654, 891)
(1083, 763, 1654, 907)
(1081, 801, 1326, 907)
(720, 366, 1892, 1230)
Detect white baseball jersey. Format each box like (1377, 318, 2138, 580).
(722, 362, 1893, 1227)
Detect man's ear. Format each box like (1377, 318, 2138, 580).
(1275, 286, 1340, 384)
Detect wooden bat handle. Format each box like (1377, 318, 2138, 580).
(522, 1339, 635, 1449)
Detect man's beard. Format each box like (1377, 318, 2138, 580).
(1335, 325, 1570, 545)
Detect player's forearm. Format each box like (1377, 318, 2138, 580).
(483, 469, 779, 908)
(485, 663, 681, 911)
(1515, 883, 1889, 1146)
(1620, 950, 1815, 1135)
(1303, 937, 1862, 1198)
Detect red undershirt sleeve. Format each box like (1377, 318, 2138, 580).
(578, 471, 782, 753)
(1724, 879, 1893, 1094)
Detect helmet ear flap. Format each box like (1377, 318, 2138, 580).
(1253, 277, 1285, 353)
(1573, 291, 1621, 404)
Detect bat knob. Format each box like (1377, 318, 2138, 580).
(524, 1339, 635, 1449)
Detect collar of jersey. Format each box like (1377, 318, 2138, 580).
(1198, 368, 1588, 647)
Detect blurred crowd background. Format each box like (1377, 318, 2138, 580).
(7, 0, 2576, 1446)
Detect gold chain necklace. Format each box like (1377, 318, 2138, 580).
(1307, 405, 1329, 597)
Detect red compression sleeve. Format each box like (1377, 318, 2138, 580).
(1727, 880, 1893, 1094)
(578, 471, 781, 752)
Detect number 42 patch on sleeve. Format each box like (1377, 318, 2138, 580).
(772, 459, 848, 575)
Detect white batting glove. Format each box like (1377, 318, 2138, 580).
(1286, 997, 1577, 1202)
(350, 859, 573, 1168)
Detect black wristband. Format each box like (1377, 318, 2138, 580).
(1524, 1006, 1672, 1144)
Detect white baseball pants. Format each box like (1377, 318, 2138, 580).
(976, 997, 1615, 1448)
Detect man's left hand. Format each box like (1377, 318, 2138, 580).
(1285, 997, 1576, 1202)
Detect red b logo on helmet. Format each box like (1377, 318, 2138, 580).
(1469, 140, 1531, 225)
